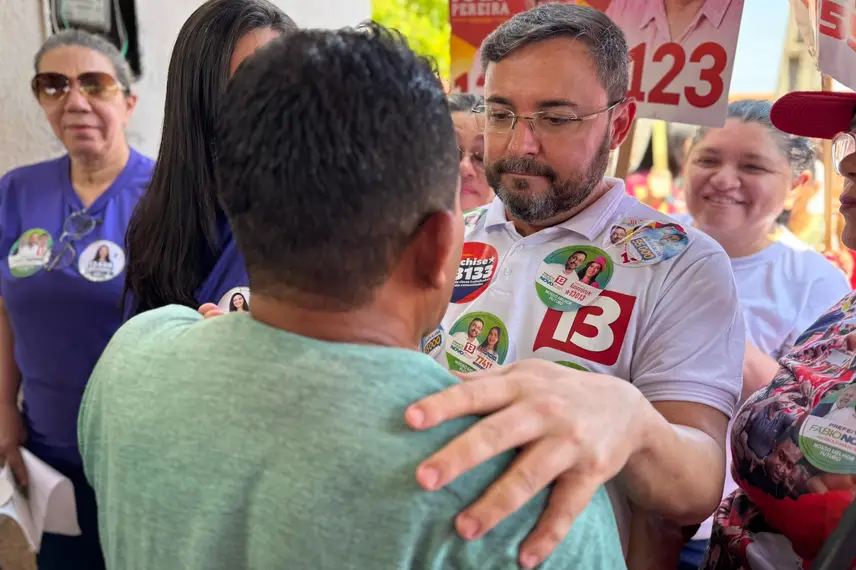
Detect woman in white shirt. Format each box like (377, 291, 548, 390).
(677, 99, 851, 569)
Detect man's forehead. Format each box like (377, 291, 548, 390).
(483, 38, 605, 105)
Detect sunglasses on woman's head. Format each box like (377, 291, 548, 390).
(30, 72, 125, 103)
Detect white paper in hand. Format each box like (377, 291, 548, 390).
(0, 448, 81, 552)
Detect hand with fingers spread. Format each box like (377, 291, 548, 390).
(406, 360, 656, 568)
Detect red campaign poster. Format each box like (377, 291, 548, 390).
(450, 0, 745, 128)
(816, 1, 856, 92)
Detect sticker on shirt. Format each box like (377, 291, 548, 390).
(463, 207, 487, 234)
(798, 383, 856, 474)
(445, 312, 509, 372)
(535, 245, 613, 310)
(451, 242, 498, 304)
(617, 223, 689, 267)
(8, 228, 52, 278)
(603, 218, 658, 248)
(78, 240, 126, 282)
(218, 287, 251, 313)
(421, 326, 445, 359)
(556, 361, 589, 372)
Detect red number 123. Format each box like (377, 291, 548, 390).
(627, 42, 727, 109)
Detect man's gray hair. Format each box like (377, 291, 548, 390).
(481, 4, 629, 103)
(34, 29, 134, 92)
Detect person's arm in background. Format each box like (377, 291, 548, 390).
(0, 297, 27, 487)
(742, 342, 781, 402)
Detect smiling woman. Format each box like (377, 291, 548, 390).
(677, 99, 850, 568)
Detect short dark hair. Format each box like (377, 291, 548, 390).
(216, 23, 459, 310)
(481, 4, 628, 103)
(124, 0, 297, 316)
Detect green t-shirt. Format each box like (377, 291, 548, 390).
(79, 306, 625, 569)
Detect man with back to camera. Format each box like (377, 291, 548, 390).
(406, 4, 744, 568)
(76, 24, 626, 569)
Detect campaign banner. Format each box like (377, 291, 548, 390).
(450, 0, 746, 128)
(816, 0, 856, 91)
(450, 0, 527, 94)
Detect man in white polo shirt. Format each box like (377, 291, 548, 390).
(410, 4, 744, 568)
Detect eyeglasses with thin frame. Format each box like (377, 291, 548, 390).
(833, 132, 856, 176)
(458, 148, 485, 171)
(45, 210, 100, 272)
(30, 72, 127, 104)
(472, 99, 625, 138)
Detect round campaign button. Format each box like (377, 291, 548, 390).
(218, 287, 251, 313)
(618, 223, 689, 267)
(78, 240, 126, 282)
(534, 245, 613, 310)
(421, 326, 445, 359)
(451, 242, 498, 304)
(8, 228, 52, 278)
(556, 360, 590, 372)
(799, 383, 856, 474)
(603, 218, 657, 249)
(445, 312, 509, 373)
(463, 207, 487, 235)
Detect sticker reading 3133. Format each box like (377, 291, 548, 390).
(451, 242, 498, 304)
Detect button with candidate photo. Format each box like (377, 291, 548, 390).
(8, 228, 53, 278)
(534, 245, 613, 310)
(78, 240, 126, 282)
(619, 223, 688, 267)
(218, 287, 251, 313)
(445, 312, 510, 373)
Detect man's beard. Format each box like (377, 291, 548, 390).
(486, 129, 611, 224)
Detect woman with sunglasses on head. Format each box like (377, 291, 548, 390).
(123, 0, 297, 320)
(0, 29, 152, 569)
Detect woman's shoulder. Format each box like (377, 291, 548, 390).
(0, 155, 67, 190)
(129, 148, 156, 171)
(776, 230, 849, 287)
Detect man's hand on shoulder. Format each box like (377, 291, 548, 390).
(406, 360, 654, 568)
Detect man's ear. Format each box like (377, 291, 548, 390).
(410, 210, 460, 292)
(609, 100, 637, 151)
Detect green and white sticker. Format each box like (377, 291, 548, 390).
(799, 384, 856, 474)
(8, 228, 52, 278)
(556, 361, 590, 372)
(445, 312, 509, 372)
(534, 245, 613, 310)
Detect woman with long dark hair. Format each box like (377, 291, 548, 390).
(229, 292, 249, 312)
(123, 0, 296, 319)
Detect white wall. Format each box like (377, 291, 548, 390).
(0, 0, 372, 174)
